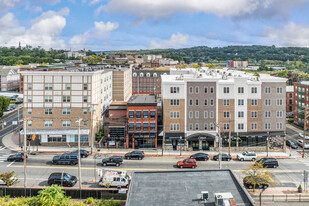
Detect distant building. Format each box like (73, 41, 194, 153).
(0, 68, 20, 92)
(293, 81, 309, 127)
(286, 86, 294, 117)
(127, 95, 158, 149)
(64, 50, 86, 58)
(110, 67, 132, 102)
(228, 61, 248, 68)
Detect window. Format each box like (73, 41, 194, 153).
(150, 110, 156, 118)
(27, 121, 32, 127)
(204, 99, 208, 106)
(238, 123, 244, 130)
(195, 87, 199, 94)
(136, 111, 141, 118)
(265, 123, 271, 130)
(44, 121, 53, 127)
(210, 87, 214, 93)
(210, 99, 214, 106)
(143, 111, 148, 118)
(265, 99, 271, 106)
(223, 123, 230, 130)
(189, 124, 193, 131)
(171, 111, 180, 119)
(265, 111, 271, 118)
(189, 87, 193, 93)
(195, 111, 199, 118)
(136, 123, 141, 131)
(189, 99, 193, 106)
(28, 84, 32, 90)
(170, 99, 180, 106)
(28, 96, 32, 102)
(276, 122, 283, 129)
(195, 99, 199, 106)
(277, 99, 283, 106)
(129, 123, 134, 131)
(189, 111, 193, 119)
(45, 84, 52, 90)
(251, 87, 257, 93)
(251, 99, 257, 106)
(223, 87, 230, 94)
(223, 111, 230, 118)
(204, 87, 208, 93)
(238, 99, 244, 106)
(251, 111, 257, 118)
(238, 111, 244, 118)
(204, 111, 208, 118)
(251, 123, 257, 130)
(195, 123, 199, 130)
(238, 87, 244, 93)
(83, 109, 87, 115)
(63, 96, 70, 102)
(83, 96, 88, 103)
(83, 84, 88, 90)
(44, 96, 52, 103)
(27, 109, 32, 115)
(45, 108, 52, 115)
(82, 120, 87, 126)
(63, 108, 71, 115)
(265, 87, 271, 94)
(170, 124, 180, 131)
(276, 111, 283, 118)
(62, 121, 71, 127)
(277, 87, 283, 94)
(150, 123, 155, 131)
(223, 99, 230, 106)
(66, 84, 71, 90)
(143, 123, 148, 131)
(170, 87, 180, 93)
(210, 111, 214, 118)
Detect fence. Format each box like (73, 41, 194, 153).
(0, 187, 127, 200)
(252, 194, 309, 202)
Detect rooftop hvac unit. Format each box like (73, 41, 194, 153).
(197, 191, 209, 203)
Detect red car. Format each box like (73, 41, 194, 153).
(177, 158, 197, 169)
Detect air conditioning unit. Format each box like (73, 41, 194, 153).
(197, 191, 209, 203)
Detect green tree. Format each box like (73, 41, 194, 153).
(277, 69, 289, 78)
(0, 96, 10, 117)
(0, 171, 18, 186)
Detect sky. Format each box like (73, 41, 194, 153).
(1, 0, 309, 51)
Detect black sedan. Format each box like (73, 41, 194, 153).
(124, 151, 144, 160)
(190, 153, 209, 161)
(7, 153, 26, 162)
(286, 140, 298, 149)
(70, 150, 90, 158)
(212, 154, 231, 161)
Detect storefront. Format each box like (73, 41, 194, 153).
(128, 133, 157, 149)
(164, 133, 185, 150)
(186, 133, 215, 151)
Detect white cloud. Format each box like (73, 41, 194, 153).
(69, 21, 119, 50)
(37, 0, 61, 5)
(103, 0, 307, 21)
(89, 0, 103, 5)
(0, 9, 69, 49)
(0, 0, 22, 11)
(150, 33, 189, 49)
(265, 22, 309, 47)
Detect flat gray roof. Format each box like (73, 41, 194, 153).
(126, 170, 255, 206)
(127, 95, 157, 105)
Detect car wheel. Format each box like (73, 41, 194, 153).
(125, 157, 128, 160)
(263, 185, 268, 189)
(103, 162, 107, 166)
(180, 165, 183, 169)
(192, 165, 195, 169)
(138, 157, 141, 160)
(71, 161, 75, 165)
(129, 157, 131, 160)
(249, 185, 253, 189)
(116, 163, 120, 167)
(273, 165, 278, 168)
(228, 158, 231, 161)
(252, 158, 256, 161)
(240, 158, 244, 161)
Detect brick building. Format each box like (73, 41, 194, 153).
(127, 95, 157, 149)
(286, 86, 294, 117)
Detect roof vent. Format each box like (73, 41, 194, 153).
(197, 191, 209, 204)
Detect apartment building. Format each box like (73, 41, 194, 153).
(20, 68, 104, 146)
(0, 68, 20, 91)
(161, 68, 286, 151)
(228, 61, 248, 68)
(132, 70, 170, 95)
(286, 86, 294, 117)
(111, 67, 132, 102)
(294, 81, 309, 127)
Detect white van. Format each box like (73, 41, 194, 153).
(98, 170, 130, 188)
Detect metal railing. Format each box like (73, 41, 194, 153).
(252, 194, 309, 202)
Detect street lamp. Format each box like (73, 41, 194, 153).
(76, 118, 83, 193)
(179, 136, 182, 156)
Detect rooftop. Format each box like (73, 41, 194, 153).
(300, 81, 309, 86)
(286, 86, 294, 92)
(127, 95, 157, 105)
(126, 170, 254, 206)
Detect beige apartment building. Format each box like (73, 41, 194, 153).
(111, 67, 132, 102)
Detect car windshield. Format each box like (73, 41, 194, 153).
(64, 174, 71, 180)
(183, 159, 187, 163)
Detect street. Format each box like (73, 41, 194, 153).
(0, 110, 23, 146)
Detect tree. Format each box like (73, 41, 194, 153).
(243, 161, 275, 192)
(0, 96, 10, 117)
(277, 69, 289, 78)
(0, 171, 18, 186)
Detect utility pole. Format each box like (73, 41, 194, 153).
(302, 108, 308, 158)
(214, 122, 222, 169)
(228, 117, 232, 156)
(22, 118, 29, 191)
(267, 132, 270, 157)
(76, 118, 82, 191)
(236, 132, 239, 152)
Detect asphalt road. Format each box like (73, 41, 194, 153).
(0, 110, 23, 146)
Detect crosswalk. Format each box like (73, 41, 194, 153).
(0, 146, 10, 162)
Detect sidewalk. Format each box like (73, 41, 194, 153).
(1, 131, 302, 158)
(286, 123, 303, 134)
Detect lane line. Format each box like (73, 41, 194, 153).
(7, 161, 15, 167)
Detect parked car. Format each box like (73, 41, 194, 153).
(297, 139, 309, 149)
(190, 153, 209, 161)
(177, 158, 197, 168)
(243, 176, 269, 189)
(14, 101, 23, 105)
(70, 150, 89, 158)
(124, 151, 144, 160)
(7, 153, 26, 162)
(102, 156, 123, 167)
(52, 153, 79, 165)
(98, 170, 130, 188)
(212, 154, 232, 161)
(299, 133, 309, 140)
(237, 152, 257, 161)
(256, 158, 279, 168)
(286, 140, 298, 149)
(47, 173, 77, 187)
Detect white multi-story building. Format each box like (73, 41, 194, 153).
(161, 68, 286, 151)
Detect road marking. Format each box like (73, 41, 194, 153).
(0, 124, 13, 133)
(0, 146, 5, 151)
(7, 161, 15, 167)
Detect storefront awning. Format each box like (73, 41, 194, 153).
(20, 129, 90, 135)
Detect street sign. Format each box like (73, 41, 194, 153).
(12, 121, 18, 125)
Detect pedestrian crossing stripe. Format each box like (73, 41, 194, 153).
(0, 146, 6, 151)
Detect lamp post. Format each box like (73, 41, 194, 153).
(76, 118, 83, 192)
(303, 108, 308, 158)
(179, 136, 182, 156)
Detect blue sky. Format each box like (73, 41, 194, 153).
(1, 0, 309, 51)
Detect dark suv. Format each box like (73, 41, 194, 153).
(102, 156, 123, 167)
(190, 153, 209, 161)
(48, 173, 77, 187)
(70, 150, 89, 158)
(7, 153, 27, 162)
(256, 158, 279, 168)
(124, 151, 144, 160)
(52, 153, 79, 165)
